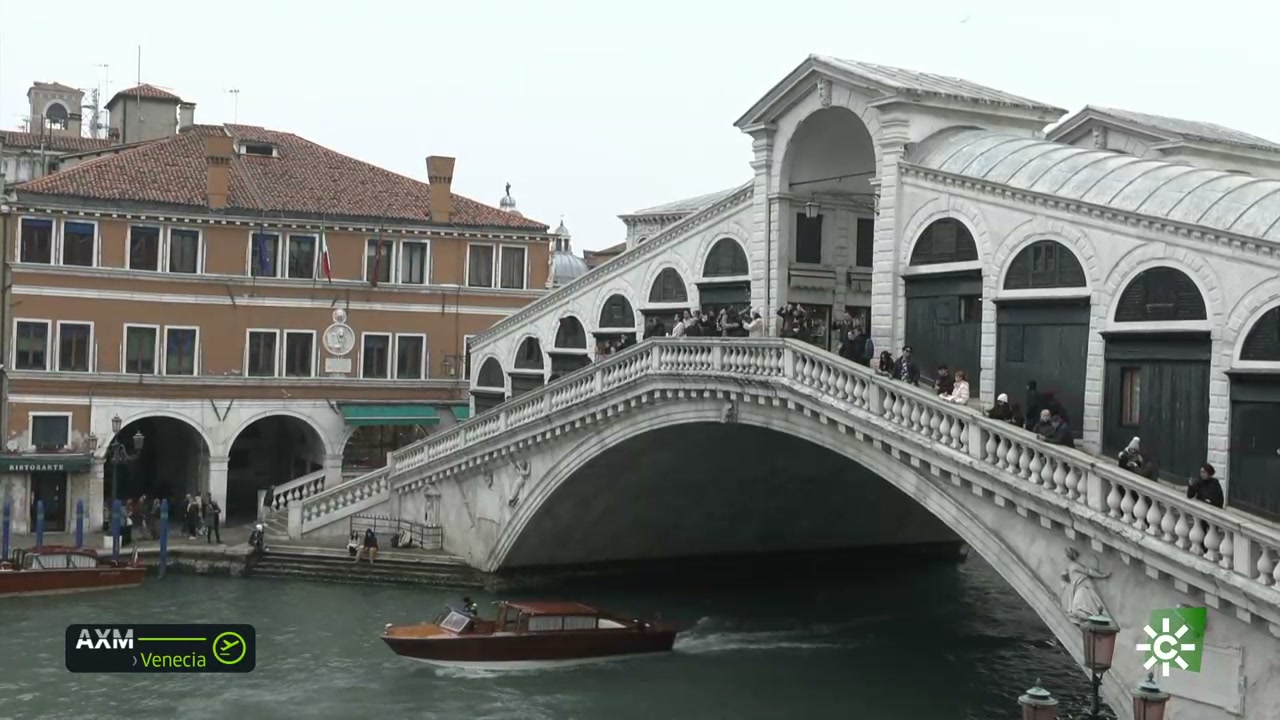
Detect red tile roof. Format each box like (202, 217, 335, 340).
(108, 83, 184, 105)
(16, 124, 550, 231)
(1, 130, 116, 153)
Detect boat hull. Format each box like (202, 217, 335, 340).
(382, 629, 677, 667)
(0, 567, 146, 598)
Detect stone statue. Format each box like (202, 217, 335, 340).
(817, 77, 833, 108)
(721, 401, 738, 424)
(1092, 126, 1107, 149)
(508, 458, 532, 508)
(1060, 546, 1111, 623)
(483, 469, 494, 489)
(505, 182, 511, 197)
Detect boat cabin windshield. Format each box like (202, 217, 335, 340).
(436, 610, 474, 634)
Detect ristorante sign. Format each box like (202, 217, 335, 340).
(0, 455, 92, 473)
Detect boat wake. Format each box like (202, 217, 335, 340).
(430, 663, 592, 680)
(673, 616, 850, 655)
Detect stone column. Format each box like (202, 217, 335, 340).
(323, 454, 344, 490)
(743, 123, 780, 333)
(870, 118, 911, 355)
(89, 459, 105, 531)
(207, 456, 229, 516)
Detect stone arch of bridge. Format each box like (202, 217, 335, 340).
(486, 401, 1081, 666)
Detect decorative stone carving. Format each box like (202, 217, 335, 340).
(483, 469, 494, 489)
(817, 77, 833, 108)
(721, 401, 737, 424)
(1091, 126, 1107, 149)
(508, 458, 532, 508)
(1060, 547, 1111, 623)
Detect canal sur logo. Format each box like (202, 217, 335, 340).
(75, 628, 134, 650)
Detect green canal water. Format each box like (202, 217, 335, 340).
(0, 554, 1109, 720)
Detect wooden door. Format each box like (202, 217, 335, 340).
(1229, 376, 1280, 519)
(996, 301, 1090, 432)
(509, 373, 545, 398)
(1103, 335, 1210, 483)
(904, 272, 983, 391)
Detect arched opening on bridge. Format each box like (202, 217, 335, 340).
(1231, 304, 1280, 519)
(1104, 266, 1209, 484)
(499, 423, 958, 569)
(643, 267, 689, 337)
(509, 337, 546, 398)
(782, 106, 877, 352)
(227, 416, 325, 522)
(549, 316, 590, 381)
(698, 238, 751, 325)
(904, 218, 982, 391)
(996, 240, 1090, 436)
(97, 416, 210, 532)
(473, 357, 507, 415)
(595, 294, 638, 355)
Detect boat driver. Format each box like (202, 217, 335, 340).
(463, 596, 478, 615)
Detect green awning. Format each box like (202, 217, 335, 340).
(339, 404, 440, 427)
(450, 405, 471, 421)
(0, 454, 92, 473)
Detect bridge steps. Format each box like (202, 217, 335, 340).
(247, 548, 485, 589)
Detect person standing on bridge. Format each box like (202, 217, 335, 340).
(894, 347, 919, 386)
(941, 369, 970, 404)
(744, 310, 765, 337)
(1187, 463, 1224, 509)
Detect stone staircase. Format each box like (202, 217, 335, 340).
(247, 546, 485, 589)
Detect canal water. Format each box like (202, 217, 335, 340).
(1, 553, 1111, 720)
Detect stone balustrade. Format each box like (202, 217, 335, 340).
(268, 469, 327, 513)
(291, 338, 1280, 602)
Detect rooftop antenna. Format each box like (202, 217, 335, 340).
(92, 63, 110, 139)
(226, 89, 240, 123)
(135, 46, 143, 125)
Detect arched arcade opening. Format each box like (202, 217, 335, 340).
(549, 316, 590, 380)
(472, 357, 507, 415)
(643, 268, 690, 337)
(595, 294, 638, 355)
(509, 337, 546, 398)
(101, 415, 210, 527)
(1231, 304, 1280, 518)
(905, 218, 982, 390)
(227, 415, 325, 521)
(781, 106, 878, 350)
(698, 238, 751, 330)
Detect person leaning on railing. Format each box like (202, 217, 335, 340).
(1186, 463, 1224, 509)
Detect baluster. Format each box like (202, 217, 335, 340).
(936, 412, 951, 443)
(1203, 524, 1221, 563)
(1028, 452, 1044, 488)
(818, 362, 832, 392)
(1051, 460, 1067, 495)
(882, 390, 894, 419)
(950, 417, 964, 450)
(1017, 444, 1032, 479)
(910, 402, 923, 434)
(1188, 517, 1206, 556)
(1065, 465, 1081, 501)
(984, 431, 998, 464)
(806, 357, 818, 386)
(892, 395, 906, 425)
(1145, 499, 1163, 536)
(1159, 504, 1177, 543)
(1120, 488, 1136, 523)
(1004, 438, 1019, 472)
(1258, 546, 1276, 586)
(843, 373, 857, 404)
(1217, 531, 1233, 570)
(1105, 480, 1123, 518)
(1273, 555, 1280, 587)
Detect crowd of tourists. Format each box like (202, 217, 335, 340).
(103, 491, 222, 544)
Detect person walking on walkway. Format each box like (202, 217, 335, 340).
(203, 492, 222, 544)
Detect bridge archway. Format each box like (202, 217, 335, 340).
(510, 336, 546, 398)
(485, 402, 1085, 687)
(550, 315, 590, 380)
(904, 217, 984, 391)
(226, 414, 326, 521)
(473, 357, 506, 415)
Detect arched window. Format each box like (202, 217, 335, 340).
(1003, 240, 1086, 290)
(554, 316, 587, 349)
(909, 218, 978, 266)
(1241, 306, 1280, 361)
(476, 358, 504, 388)
(44, 102, 69, 130)
(599, 295, 636, 328)
(703, 238, 749, 277)
(648, 268, 688, 303)
(514, 337, 543, 369)
(1114, 267, 1207, 323)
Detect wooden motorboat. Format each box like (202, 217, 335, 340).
(381, 600, 678, 669)
(0, 546, 146, 598)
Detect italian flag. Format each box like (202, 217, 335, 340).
(319, 226, 332, 283)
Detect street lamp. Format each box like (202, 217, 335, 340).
(1132, 672, 1171, 720)
(1081, 614, 1120, 719)
(804, 200, 820, 219)
(105, 415, 144, 557)
(1017, 681, 1059, 720)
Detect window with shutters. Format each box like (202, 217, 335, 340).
(499, 246, 527, 289)
(467, 244, 495, 288)
(1241, 306, 1280, 361)
(599, 295, 635, 328)
(395, 334, 426, 379)
(909, 218, 978, 266)
(1003, 240, 1086, 290)
(795, 214, 823, 264)
(168, 228, 201, 274)
(362, 333, 392, 379)
(1114, 267, 1206, 322)
(58, 322, 92, 372)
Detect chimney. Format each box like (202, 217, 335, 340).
(206, 134, 234, 210)
(426, 155, 455, 224)
(178, 102, 196, 132)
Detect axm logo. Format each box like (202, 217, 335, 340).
(75, 628, 134, 650)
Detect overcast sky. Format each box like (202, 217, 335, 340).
(2, 1, 1277, 251)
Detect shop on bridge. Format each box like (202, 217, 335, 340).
(472, 357, 507, 415)
(548, 316, 590, 381)
(697, 238, 751, 321)
(1101, 266, 1210, 484)
(509, 337, 546, 398)
(594, 294, 638, 355)
(904, 218, 983, 390)
(641, 267, 690, 337)
(994, 240, 1091, 435)
(1228, 304, 1280, 519)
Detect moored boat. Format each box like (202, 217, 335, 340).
(0, 546, 146, 598)
(381, 600, 678, 669)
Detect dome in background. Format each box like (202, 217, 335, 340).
(499, 182, 522, 216)
(548, 217, 588, 286)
